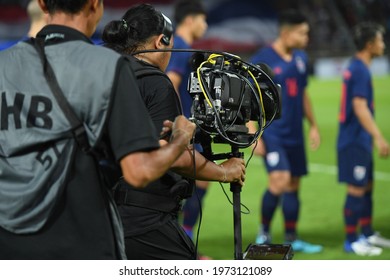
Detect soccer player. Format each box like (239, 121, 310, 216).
(248, 10, 322, 253)
(0, 0, 48, 51)
(165, 0, 209, 255)
(338, 22, 390, 256)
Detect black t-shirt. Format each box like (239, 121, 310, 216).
(0, 26, 159, 259)
(136, 60, 182, 135)
(108, 58, 161, 159)
(118, 58, 184, 237)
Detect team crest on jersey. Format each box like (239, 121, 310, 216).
(343, 70, 351, 80)
(267, 152, 280, 167)
(295, 56, 306, 74)
(353, 165, 366, 181)
(273, 67, 282, 75)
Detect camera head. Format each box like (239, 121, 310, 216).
(187, 52, 281, 148)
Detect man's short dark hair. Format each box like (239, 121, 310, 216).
(174, 0, 206, 25)
(278, 9, 308, 27)
(353, 22, 385, 51)
(43, 0, 101, 14)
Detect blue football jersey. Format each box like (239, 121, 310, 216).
(166, 36, 193, 118)
(337, 57, 374, 153)
(250, 46, 308, 146)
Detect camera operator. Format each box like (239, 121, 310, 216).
(166, 0, 210, 256)
(0, 0, 195, 259)
(102, 3, 246, 260)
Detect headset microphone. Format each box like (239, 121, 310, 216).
(161, 13, 173, 46)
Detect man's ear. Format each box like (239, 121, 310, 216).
(89, 0, 100, 12)
(156, 34, 167, 49)
(183, 15, 193, 27)
(37, 0, 49, 14)
(366, 40, 376, 51)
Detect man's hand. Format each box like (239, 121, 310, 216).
(160, 115, 196, 145)
(375, 135, 389, 158)
(309, 126, 321, 151)
(160, 120, 173, 140)
(219, 157, 246, 186)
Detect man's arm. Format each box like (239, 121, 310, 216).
(120, 116, 195, 188)
(247, 121, 265, 156)
(170, 146, 246, 185)
(303, 89, 320, 150)
(353, 96, 389, 157)
(160, 121, 246, 185)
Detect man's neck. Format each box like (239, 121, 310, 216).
(355, 51, 373, 66)
(47, 12, 92, 37)
(28, 19, 46, 37)
(175, 26, 194, 45)
(272, 38, 293, 62)
(134, 50, 163, 71)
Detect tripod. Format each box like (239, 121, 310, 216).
(200, 132, 246, 260)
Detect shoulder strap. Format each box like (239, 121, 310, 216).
(31, 38, 91, 153)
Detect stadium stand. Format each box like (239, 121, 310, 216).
(1, 0, 389, 57)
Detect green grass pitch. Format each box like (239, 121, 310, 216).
(193, 75, 390, 260)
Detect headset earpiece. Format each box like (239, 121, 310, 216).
(161, 35, 170, 46)
(161, 13, 173, 46)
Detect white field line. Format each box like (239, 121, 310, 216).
(309, 163, 390, 182)
(249, 160, 390, 182)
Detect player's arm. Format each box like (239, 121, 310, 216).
(303, 89, 320, 150)
(353, 96, 389, 157)
(167, 71, 182, 94)
(247, 121, 265, 156)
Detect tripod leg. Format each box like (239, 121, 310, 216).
(230, 145, 244, 260)
(231, 185, 243, 260)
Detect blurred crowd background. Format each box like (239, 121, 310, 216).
(1, 0, 389, 76)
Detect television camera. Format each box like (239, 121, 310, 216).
(187, 52, 281, 151)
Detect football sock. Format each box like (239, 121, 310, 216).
(282, 191, 299, 240)
(182, 187, 206, 239)
(183, 225, 193, 239)
(344, 194, 364, 243)
(360, 190, 374, 237)
(261, 189, 280, 234)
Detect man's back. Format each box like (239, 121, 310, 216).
(338, 57, 373, 152)
(0, 26, 124, 259)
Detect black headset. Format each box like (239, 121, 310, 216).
(160, 13, 173, 46)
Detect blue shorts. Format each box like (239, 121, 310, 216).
(263, 139, 307, 177)
(338, 146, 373, 187)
